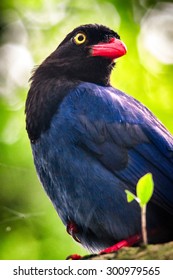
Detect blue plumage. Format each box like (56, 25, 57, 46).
(26, 24, 173, 252)
(31, 82, 173, 251)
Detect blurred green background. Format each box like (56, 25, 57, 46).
(0, 0, 173, 260)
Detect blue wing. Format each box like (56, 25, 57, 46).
(65, 82, 173, 215)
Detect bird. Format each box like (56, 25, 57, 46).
(25, 24, 173, 254)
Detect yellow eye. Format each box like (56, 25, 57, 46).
(74, 33, 87, 45)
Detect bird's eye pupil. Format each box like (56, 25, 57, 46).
(78, 35, 84, 41)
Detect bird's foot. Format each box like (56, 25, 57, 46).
(66, 254, 82, 260)
(66, 221, 82, 260)
(66, 234, 141, 260)
(100, 234, 141, 254)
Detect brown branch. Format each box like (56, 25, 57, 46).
(80, 241, 173, 260)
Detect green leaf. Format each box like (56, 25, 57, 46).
(125, 190, 137, 203)
(136, 173, 154, 207)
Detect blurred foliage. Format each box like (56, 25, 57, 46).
(0, 0, 172, 259)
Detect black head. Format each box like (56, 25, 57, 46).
(34, 24, 127, 86)
(26, 24, 127, 142)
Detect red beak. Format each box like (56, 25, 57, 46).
(91, 38, 127, 60)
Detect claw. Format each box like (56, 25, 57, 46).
(67, 221, 81, 243)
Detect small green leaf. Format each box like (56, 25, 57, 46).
(136, 173, 154, 207)
(125, 190, 137, 203)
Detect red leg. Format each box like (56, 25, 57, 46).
(66, 254, 82, 260)
(67, 221, 81, 243)
(100, 234, 142, 254)
(66, 221, 143, 259)
(66, 221, 82, 260)
(66, 233, 141, 259)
